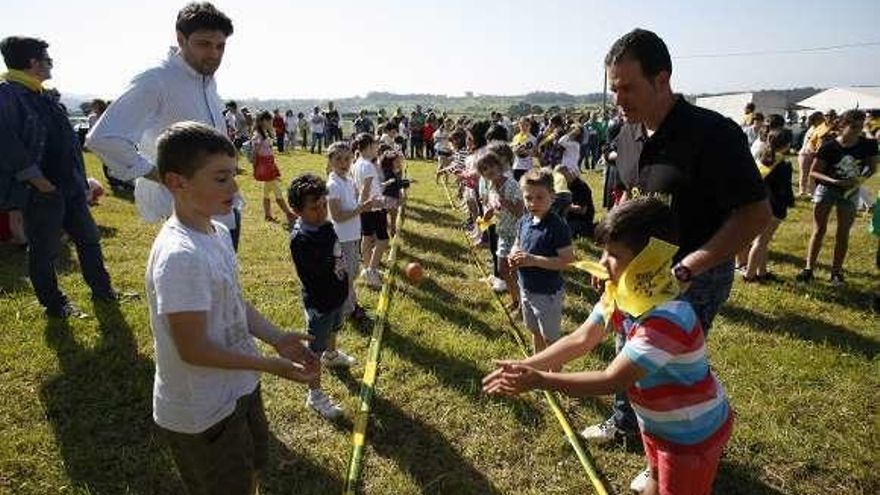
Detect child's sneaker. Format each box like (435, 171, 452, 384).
(629, 468, 651, 492)
(830, 272, 845, 287)
(795, 268, 813, 282)
(491, 277, 507, 293)
(306, 389, 343, 419)
(579, 417, 632, 444)
(322, 349, 356, 368)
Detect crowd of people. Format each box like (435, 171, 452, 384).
(1, 2, 879, 494)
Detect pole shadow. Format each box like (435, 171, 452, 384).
(334, 369, 502, 495)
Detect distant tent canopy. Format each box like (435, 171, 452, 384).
(695, 92, 791, 123)
(797, 87, 880, 114)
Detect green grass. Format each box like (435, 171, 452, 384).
(0, 149, 877, 494)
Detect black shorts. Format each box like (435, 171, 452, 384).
(360, 210, 389, 240)
(159, 385, 268, 495)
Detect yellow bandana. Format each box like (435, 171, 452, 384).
(756, 152, 786, 179)
(604, 237, 679, 318)
(1, 69, 44, 93)
(476, 215, 496, 232)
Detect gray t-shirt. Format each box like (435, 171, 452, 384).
(146, 217, 259, 434)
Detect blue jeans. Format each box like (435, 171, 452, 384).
(22, 189, 113, 312)
(611, 261, 734, 433)
(310, 132, 324, 154)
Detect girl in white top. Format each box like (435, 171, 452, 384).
(558, 124, 583, 175)
(351, 133, 388, 288)
(326, 142, 380, 321)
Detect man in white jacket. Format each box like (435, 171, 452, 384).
(87, 2, 244, 249)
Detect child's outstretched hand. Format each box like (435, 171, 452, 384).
(267, 357, 319, 384)
(482, 361, 543, 396)
(274, 332, 319, 372)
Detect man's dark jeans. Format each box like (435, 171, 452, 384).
(611, 261, 735, 434)
(22, 189, 113, 313)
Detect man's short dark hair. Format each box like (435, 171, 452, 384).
(605, 28, 672, 78)
(226, 100, 237, 110)
(839, 109, 866, 128)
(287, 173, 327, 211)
(485, 123, 509, 142)
(176, 2, 233, 38)
(156, 121, 236, 179)
(595, 196, 678, 254)
(0, 36, 49, 70)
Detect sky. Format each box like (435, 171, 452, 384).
(2, 0, 879, 100)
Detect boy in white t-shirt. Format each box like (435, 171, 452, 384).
(146, 122, 318, 494)
(326, 142, 380, 327)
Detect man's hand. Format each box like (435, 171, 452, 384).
(30, 177, 57, 193)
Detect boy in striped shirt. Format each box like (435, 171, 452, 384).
(483, 196, 733, 495)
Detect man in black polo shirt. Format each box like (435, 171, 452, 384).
(580, 29, 770, 492)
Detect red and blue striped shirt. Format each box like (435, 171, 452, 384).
(590, 299, 730, 446)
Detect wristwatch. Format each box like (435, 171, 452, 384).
(672, 263, 693, 283)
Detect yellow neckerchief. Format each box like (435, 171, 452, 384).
(602, 238, 679, 321)
(867, 116, 880, 135)
(1, 69, 44, 93)
(756, 152, 786, 179)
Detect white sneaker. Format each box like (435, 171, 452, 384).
(491, 276, 507, 293)
(579, 417, 628, 444)
(306, 390, 343, 419)
(322, 349, 356, 368)
(629, 467, 651, 493)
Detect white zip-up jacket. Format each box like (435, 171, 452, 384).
(86, 48, 237, 226)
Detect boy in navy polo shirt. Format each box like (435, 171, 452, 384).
(510, 168, 575, 356)
(288, 173, 357, 420)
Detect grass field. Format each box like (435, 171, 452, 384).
(0, 149, 878, 494)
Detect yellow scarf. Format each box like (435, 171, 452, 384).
(1, 69, 44, 93)
(603, 237, 679, 319)
(573, 238, 680, 322)
(756, 152, 786, 179)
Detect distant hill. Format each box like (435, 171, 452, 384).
(61, 87, 826, 117)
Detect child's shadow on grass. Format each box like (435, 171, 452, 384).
(715, 460, 788, 494)
(334, 368, 503, 494)
(405, 278, 502, 341)
(38, 302, 341, 494)
(382, 324, 544, 429)
(38, 302, 183, 494)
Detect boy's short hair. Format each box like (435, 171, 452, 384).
(156, 121, 236, 180)
(287, 173, 327, 211)
(473, 147, 505, 174)
(594, 196, 678, 254)
(519, 167, 554, 193)
(176, 2, 233, 38)
(0, 36, 49, 70)
(352, 132, 375, 152)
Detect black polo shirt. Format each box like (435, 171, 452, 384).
(613, 96, 766, 259)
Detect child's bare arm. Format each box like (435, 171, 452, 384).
(167, 311, 317, 383)
(484, 352, 645, 398)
